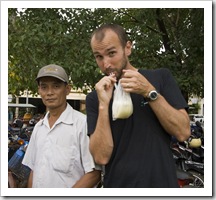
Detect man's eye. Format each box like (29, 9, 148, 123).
(109, 51, 115, 57)
(95, 55, 103, 60)
(40, 86, 46, 89)
(54, 84, 60, 88)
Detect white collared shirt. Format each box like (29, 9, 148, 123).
(22, 103, 98, 188)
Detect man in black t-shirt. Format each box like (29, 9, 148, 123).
(86, 24, 191, 188)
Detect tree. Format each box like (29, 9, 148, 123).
(8, 8, 204, 101)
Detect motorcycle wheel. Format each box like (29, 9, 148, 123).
(182, 185, 198, 188)
(187, 170, 204, 188)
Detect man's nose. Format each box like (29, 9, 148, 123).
(103, 57, 111, 69)
(47, 86, 54, 95)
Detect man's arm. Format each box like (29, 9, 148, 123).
(121, 69, 191, 142)
(27, 170, 33, 188)
(72, 170, 101, 188)
(88, 75, 116, 165)
(89, 104, 114, 165)
(148, 95, 190, 141)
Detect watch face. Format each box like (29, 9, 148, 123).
(150, 91, 158, 100)
(151, 92, 157, 98)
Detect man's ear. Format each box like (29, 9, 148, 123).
(125, 41, 132, 56)
(66, 84, 71, 95)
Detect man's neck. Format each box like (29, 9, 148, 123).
(48, 103, 67, 128)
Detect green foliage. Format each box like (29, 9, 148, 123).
(189, 103, 201, 114)
(8, 8, 204, 100)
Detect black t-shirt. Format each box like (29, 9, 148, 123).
(86, 68, 188, 188)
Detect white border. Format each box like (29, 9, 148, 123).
(1, 0, 213, 197)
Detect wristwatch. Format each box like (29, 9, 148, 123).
(146, 90, 158, 101)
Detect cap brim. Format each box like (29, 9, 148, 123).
(35, 74, 67, 83)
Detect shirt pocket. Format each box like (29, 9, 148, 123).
(50, 144, 77, 174)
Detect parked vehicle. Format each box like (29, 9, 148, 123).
(171, 141, 204, 187)
(8, 140, 30, 188)
(170, 122, 204, 187)
(8, 117, 33, 188)
(189, 114, 204, 123)
(176, 168, 199, 188)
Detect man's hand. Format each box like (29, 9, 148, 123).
(95, 74, 116, 107)
(120, 69, 155, 98)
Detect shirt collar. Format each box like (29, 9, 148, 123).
(39, 103, 74, 127)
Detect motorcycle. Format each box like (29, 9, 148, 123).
(8, 120, 32, 188)
(8, 140, 31, 188)
(176, 168, 198, 188)
(171, 122, 204, 187)
(189, 121, 204, 163)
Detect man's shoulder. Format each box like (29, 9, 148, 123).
(139, 68, 173, 82)
(72, 108, 86, 119)
(33, 115, 46, 128)
(67, 104, 86, 119)
(86, 90, 98, 101)
(87, 89, 97, 96)
(139, 67, 171, 75)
